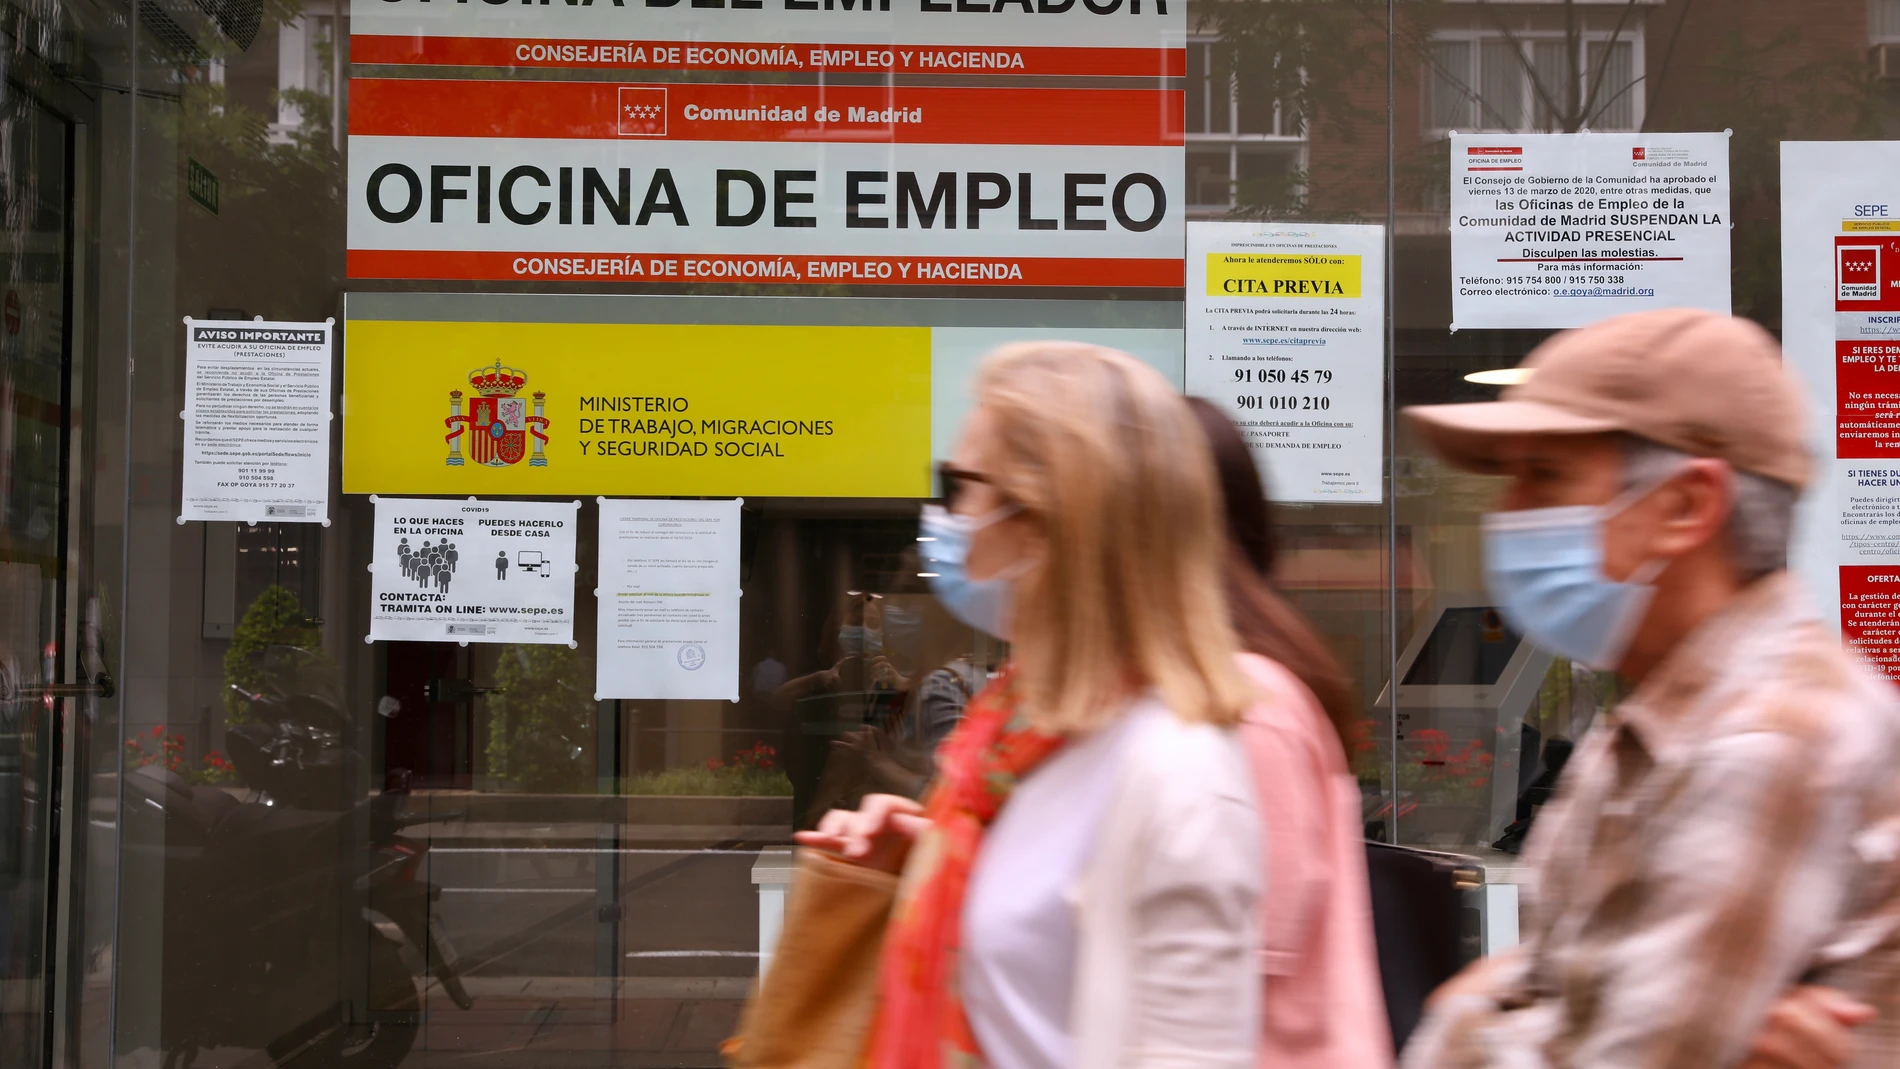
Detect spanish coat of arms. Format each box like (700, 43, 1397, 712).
(444, 359, 550, 467)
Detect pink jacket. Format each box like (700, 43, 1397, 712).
(1237, 653, 1394, 1069)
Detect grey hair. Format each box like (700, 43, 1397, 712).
(1619, 435, 1797, 580)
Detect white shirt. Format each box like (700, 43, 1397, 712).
(960, 709, 1143, 1069)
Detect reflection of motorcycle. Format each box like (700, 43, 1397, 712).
(224, 645, 355, 811)
(123, 765, 470, 1069)
(124, 648, 471, 1069)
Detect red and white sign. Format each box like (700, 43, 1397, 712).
(1834, 235, 1900, 306)
(1840, 566, 1900, 680)
(349, 138, 1181, 286)
(350, 0, 1184, 77)
(1828, 238, 1900, 460)
(1463, 145, 1524, 172)
(619, 88, 668, 137)
(352, 36, 1180, 77)
(351, 79, 1182, 147)
(1780, 142, 1900, 669)
(346, 3, 1184, 288)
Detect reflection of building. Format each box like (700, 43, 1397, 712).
(1184, 34, 1308, 215)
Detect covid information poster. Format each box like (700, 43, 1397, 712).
(1784, 141, 1900, 679)
(367, 496, 579, 645)
(346, 2, 1185, 288)
(1450, 132, 1731, 329)
(596, 498, 742, 702)
(1185, 222, 1385, 504)
(179, 318, 333, 524)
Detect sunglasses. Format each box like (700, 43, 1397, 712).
(936, 462, 996, 512)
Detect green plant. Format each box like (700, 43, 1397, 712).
(222, 585, 325, 724)
(485, 645, 596, 793)
(623, 743, 792, 796)
(626, 764, 792, 797)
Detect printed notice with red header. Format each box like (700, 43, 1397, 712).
(1450, 132, 1731, 330)
(349, 0, 1184, 77)
(1782, 141, 1900, 678)
(347, 78, 1183, 287)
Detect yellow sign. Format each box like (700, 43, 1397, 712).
(1205, 253, 1363, 299)
(1844, 220, 1900, 232)
(343, 321, 932, 497)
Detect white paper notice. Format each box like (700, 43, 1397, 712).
(1450, 132, 1731, 330)
(1782, 141, 1900, 685)
(179, 318, 334, 523)
(1186, 221, 1386, 504)
(368, 496, 578, 644)
(596, 498, 741, 701)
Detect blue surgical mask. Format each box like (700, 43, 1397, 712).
(836, 625, 870, 657)
(919, 503, 1029, 639)
(1481, 478, 1675, 671)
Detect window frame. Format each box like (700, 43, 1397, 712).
(1872, 0, 1900, 45)
(1422, 27, 1648, 137)
(1184, 37, 1309, 215)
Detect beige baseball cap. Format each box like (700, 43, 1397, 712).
(1404, 309, 1812, 489)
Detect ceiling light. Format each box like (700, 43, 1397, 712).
(916, 572, 940, 578)
(1464, 367, 1534, 387)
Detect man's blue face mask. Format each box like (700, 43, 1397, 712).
(1480, 469, 1682, 671)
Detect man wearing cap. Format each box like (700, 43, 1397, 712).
(1401, 309, 1900, 1068)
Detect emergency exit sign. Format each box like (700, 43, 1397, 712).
(187, 157, 219, 215)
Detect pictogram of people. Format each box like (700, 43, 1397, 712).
(495, 551, 509, 580)
(397, 537, 458, 595)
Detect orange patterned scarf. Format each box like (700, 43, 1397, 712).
(866, 669, 1064, 1068)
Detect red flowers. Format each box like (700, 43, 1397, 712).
(702, 742, 779, 777)
(125, 728, 238, 784)
(1405, 728, 1495, 795)
(728, 741, 778, 773)
(126, 726, 187, 773)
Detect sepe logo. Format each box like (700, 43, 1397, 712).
(619, 87, 667, 137)
(1841, 244, 1882, 301)
(444, 358, 552, 468)
(1632, 147, 1646, 160)
(678, 644, 706, 671)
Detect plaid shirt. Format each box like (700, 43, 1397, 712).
(1403, 574, 1900, 1069)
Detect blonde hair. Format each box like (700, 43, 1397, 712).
(975, 342, 1251, 733)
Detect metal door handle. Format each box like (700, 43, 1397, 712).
(19, 673, 115, 700)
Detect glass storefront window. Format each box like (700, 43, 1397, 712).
(1, 0, 1894, 1066)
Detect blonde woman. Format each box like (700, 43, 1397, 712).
(796, 342, 1264, 1069)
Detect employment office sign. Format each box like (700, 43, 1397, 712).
(346, 1, 1184, 288)
(1450, 132, 1731, 329)
(348, 83, 1181, 287)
